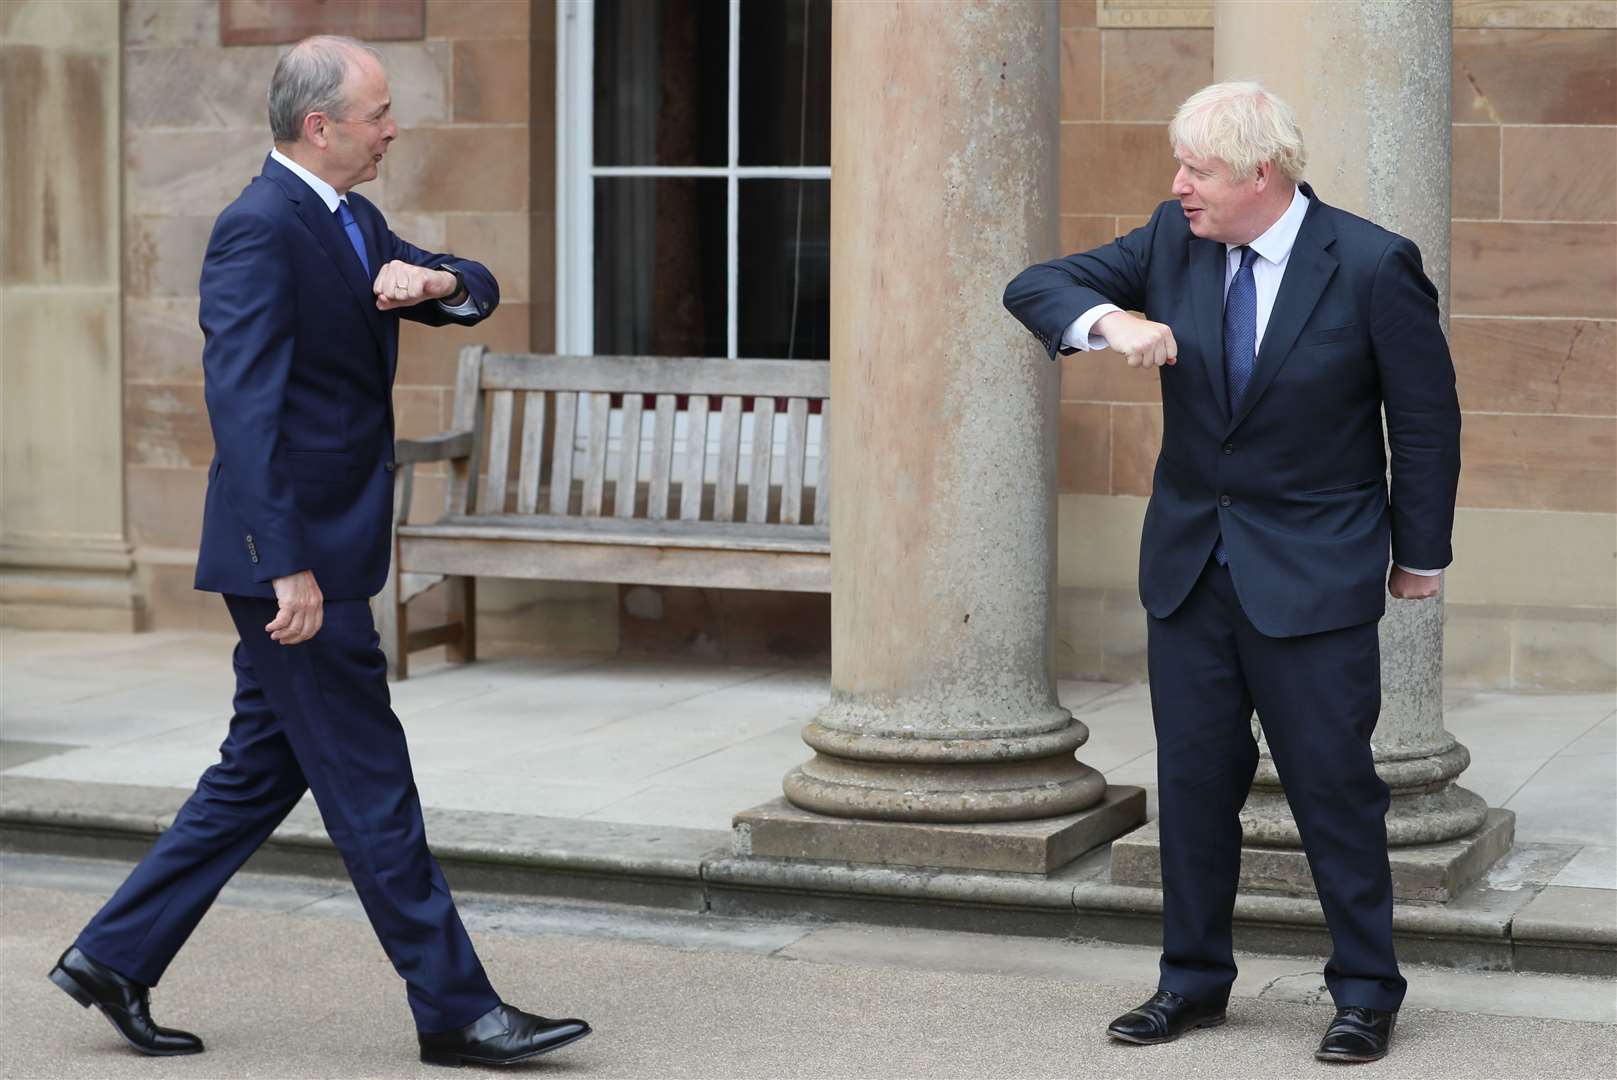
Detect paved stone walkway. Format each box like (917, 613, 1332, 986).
(3, 627, 1612, 893)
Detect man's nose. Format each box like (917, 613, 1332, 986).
(1171, 168, 1191, 195)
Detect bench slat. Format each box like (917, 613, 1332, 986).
(680, 397, 709, 521)
(399, 534, 830, 594)
(648, 394, 676, 521)
(747, 397, 775, 524)
(782, 398, 809, 524)
(615, 394, 644, 517)
(402, 513, 829, 552)
(714, 396, 743, 523)
(481, 353, 828, 398)
(549, 391, 578, 515)
(580, 391, 610, 515)
(447, 345, 486, 516)
(814, 402, 831, 526)
(479, 389, 514, 513)
(516, 391, 546, 514)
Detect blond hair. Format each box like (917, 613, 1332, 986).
(1168, 82, 1306, 183)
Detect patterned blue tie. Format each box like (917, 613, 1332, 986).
(1215, 245, 1259, 568)
(1224, 245, 1259, 409)
(336, 200, 369, 277)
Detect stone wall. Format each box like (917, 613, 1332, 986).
(0, 0, 137, 630)
(1052, 0, 1616, 688)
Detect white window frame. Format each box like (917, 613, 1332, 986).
(555, 0, 832, 360)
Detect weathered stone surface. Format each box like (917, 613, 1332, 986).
(1459, 413, 1617, 514)
(1060, 123, 1173, 214)
(1501, 125, 1617, 222)
(736, 788, 1146, 874)
(1451, 124, 1500, 220)
(1454, 222, 1617, 318)
(1101, 28, 1212, 122)
(1112, 809, 1517, 902)
(1057, 402, 1110, 495)
(1451, 318, 1616, 416)
(1454, 28, 1617, 125)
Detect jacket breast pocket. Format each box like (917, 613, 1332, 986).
(1295, 323, 1361, 349)
(284, 449, 356, 486)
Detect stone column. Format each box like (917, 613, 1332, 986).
(1218, 0, 1511, 899)
(735, 1, 1145, 875)
(0, 0, 139, 631)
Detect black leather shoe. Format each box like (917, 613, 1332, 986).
(1315, 1006, 1396, 1063)
(1107, 989, 1227, 1044)
(48, 946, 203, 1057)
(419, 1003, 590, 1067)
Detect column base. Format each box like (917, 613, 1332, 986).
(733, 786, 1147, 875)
(0, 567, 141, 632)
(1110, 807, 1516, 902)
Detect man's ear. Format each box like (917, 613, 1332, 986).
(302, 111, 331, 150)
(1253, 160, 1272, 192)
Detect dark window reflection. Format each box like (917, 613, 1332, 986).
(739, 0, 830, 167)
(595, 178, 727, 356)
(738, 180, 829, 360)
(594, 0, 729, 167)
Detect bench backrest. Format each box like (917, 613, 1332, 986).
(445, 346, 830, 527)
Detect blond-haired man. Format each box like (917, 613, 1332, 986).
(1005, 82, 1459, 1064)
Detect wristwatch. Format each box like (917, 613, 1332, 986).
(436, 263, 466, 301)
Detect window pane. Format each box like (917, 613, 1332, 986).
(738, 179, 829, 360)
(594, 177, 727, 357)
(594, 0, 728, 167)
(739, 0, 830, 167)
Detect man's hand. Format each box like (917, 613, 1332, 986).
(373, 260, 461, 311)
(1388, 566, 1441, 600)
(1096, 311, 1178, 368)
(267, 570, 324, 644)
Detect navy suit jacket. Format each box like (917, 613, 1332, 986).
(1004, 184, 1460, 637)
(194, 154, 499, 600)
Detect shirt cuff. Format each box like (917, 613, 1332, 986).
(1395, 565, 1442, 576)
(437, 292, 479, 317)
(1061, 304, 1123, 351)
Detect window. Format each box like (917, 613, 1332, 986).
(558, 0, 830, 361)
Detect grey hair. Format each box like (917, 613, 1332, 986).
(1168, 81, 1307, 183)
(267, 35, 382, 143)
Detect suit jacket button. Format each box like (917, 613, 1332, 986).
(1219, 494, 1232, 507)
(1222, 443, 1234, 455)
(384, 461, 396, 473)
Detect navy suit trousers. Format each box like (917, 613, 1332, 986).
(1148, 556, 1406, 1013)
(75, 596, 498, 1033)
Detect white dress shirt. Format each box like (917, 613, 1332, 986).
(1059, 186, 1439, 577)
(268, 148, 478, 317)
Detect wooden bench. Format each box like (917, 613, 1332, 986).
(377, 345, 831, 678)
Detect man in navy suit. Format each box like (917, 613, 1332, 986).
(49, 37, 590, 1068)
(1005, 83, 1459, 1065)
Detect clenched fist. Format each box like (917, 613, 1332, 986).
(373, 260, 462, 311)
(1096, 311, 1178, 369)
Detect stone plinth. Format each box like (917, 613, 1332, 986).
(737, 788, 1146, 875)
(1112, 809, 1516, 903)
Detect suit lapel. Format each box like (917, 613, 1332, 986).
(263, 157, 389, 357)
(1189, 236, 1230, 421)
(1226, 196, 1339, 435)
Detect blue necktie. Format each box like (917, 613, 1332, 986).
(337, 200, 369, 277)
(1215, 245, 1259, 568)
(1224, 245, 1259, 409)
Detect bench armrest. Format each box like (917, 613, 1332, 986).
(394, 430, 475, 466)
